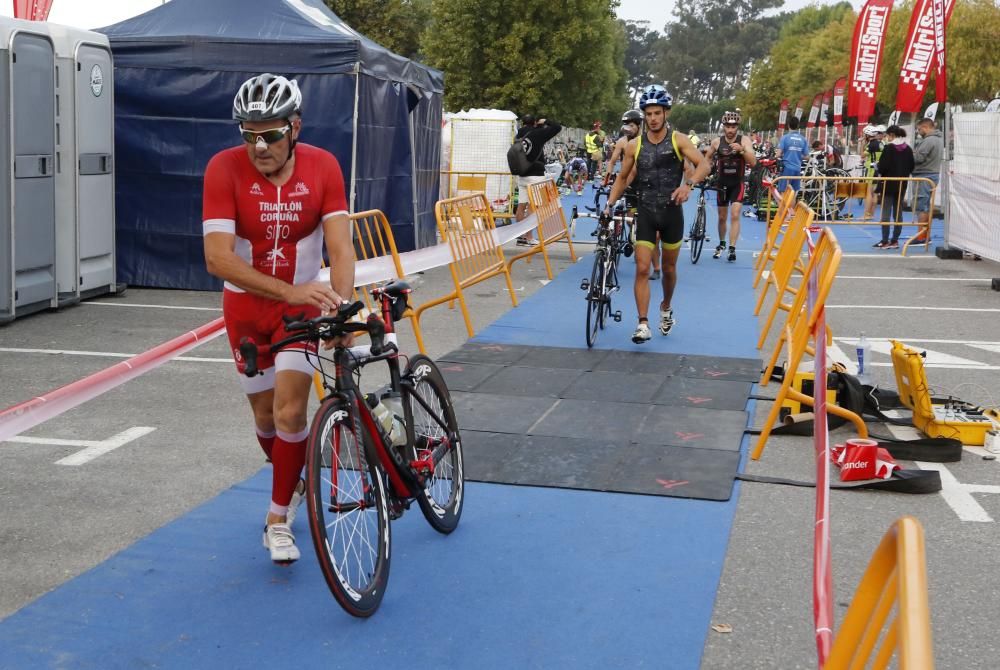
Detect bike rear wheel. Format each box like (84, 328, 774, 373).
(306, 397, 391, 618)
(404, 356, 465, 534)
(585, 249, 605, 347)
(690, 205, 706, 264)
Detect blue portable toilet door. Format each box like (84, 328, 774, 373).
(12, 30, 56, 313)
(75, 42, 115, 297)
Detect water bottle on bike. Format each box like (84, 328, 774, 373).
(366, 390, 407, 447)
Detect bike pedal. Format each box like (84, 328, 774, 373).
(613, 311, 622, 322)
(580, 279, 590, 291)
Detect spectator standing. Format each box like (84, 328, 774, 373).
(874, 125, 915, 249)
(912, 118, 943, 242)
(584, 122, 607, 177)
(515, 114, 562, 246)
(775, 116, 808, 192)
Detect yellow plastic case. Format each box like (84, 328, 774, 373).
(890, 340, 997, 445)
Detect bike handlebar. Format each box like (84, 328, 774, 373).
(239, 300, 394, 377)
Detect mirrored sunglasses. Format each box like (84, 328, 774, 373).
(240, 125, 292, 145)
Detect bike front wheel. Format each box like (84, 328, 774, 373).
(404, 355, 465, 534)
(690, 205, 706, 264)
(585, 249, 605, 347)
(306, 397, 391, 618)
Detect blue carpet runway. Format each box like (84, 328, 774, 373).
(0, 188, 769, 670)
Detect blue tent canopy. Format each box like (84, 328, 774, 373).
(101, 0, 443, 289)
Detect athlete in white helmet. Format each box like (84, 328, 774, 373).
(203, 73, 354, 565)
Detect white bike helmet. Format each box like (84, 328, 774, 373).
(233, 73, 302, 122)
(863, 124, 879, 137)
(721, 110, 741, 125)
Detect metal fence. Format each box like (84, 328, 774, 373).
(767, 175, 937, 255)
(945, 109, 1000, 263)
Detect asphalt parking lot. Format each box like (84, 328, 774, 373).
(2, 228, 999, 668)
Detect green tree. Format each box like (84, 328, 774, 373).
(622, 20, 659, 98)
(737, 2, 854, 128)
(325, 0, 431, 59)
(653, 0, 785, 105)
(423, 0, 629, 126)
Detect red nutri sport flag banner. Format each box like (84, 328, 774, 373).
(848, 0, 894, 123)
(778, 98, 789, 136)
(13, 0, 53, 20)
(807, 93, 822, 128)
(833, 77, 847, 135)
(897, 0, 955, 112)
(931, 0, 947, 103)
(794, 97, 806, 121)
(819, 90, 831, 144)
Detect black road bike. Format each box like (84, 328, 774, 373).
(581, 187, 632, 347)
(686, 179, 716, 264)
(240, 281, 464, 617)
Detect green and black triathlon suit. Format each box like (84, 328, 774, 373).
(633, 127, 685, 251)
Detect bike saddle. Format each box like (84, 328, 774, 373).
(378, 279, 412, 298)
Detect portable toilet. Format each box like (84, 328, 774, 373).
(0, 16, 57, 323)
(48, 23, 117, 303)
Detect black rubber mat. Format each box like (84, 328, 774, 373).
(651, 376, 752, 411)
(474, 366, 585, 398)
(675, 354, 762, 382)
(439, 342, 530, 366)
(561, 370, 666, 403)
(438, 361, 504, 392)
(450, 392, 555, 435)
(594, 349, 685, 375)
(635, 406, 747, 451)
(443, 344, 757, 501)
(461, 431, 741, 501)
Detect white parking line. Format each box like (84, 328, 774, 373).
(0, 347, 233, 363)
(83, 302, 221, 312)
(837, 275, 992, 282)
(827, 305, 1000, 313)
(3, 426, 157, 466)
(913, 462, 995, 523)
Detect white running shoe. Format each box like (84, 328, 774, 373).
(659, 308, 675, 336)
(263, 523, 301, 564)
(286, 478, 305, 527)
(632, 322, 652, 343)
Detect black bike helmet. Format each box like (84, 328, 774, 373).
(621, 109, 642, 125)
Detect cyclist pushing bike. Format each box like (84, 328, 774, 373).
(202, 73, 355, 564)
(604, 84, 711, 344)
(702, 110, 756, 262)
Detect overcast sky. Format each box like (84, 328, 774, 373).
(617, 0, 866, 32)
(2, 0, 868, 32)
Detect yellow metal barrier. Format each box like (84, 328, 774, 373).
(767, 175, 937, 256)
(755, 204, 812, 349)
(753, 227, 867, 460)
(826, 516, 934, 670)
(411, 193, 518, 345)
(439, 170, 518, 222)
(507, 178, 577, 279)
(314, 210, 410, 398)
(753, 187, 797, 289)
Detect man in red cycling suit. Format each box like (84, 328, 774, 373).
(203, 73, 354, 564)
(702, 110, 755, 262)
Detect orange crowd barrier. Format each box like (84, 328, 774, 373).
(753, 227, 866, 459)
(755, 203, 813, 349)
(826, 516, 934, 669)
(411, 192, 519, 346)
(507, 178, 577, 278)
(753, 186, 797, 289)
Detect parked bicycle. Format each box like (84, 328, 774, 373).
(239, 281, 464, 617)
(799, 151, 850, 218)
